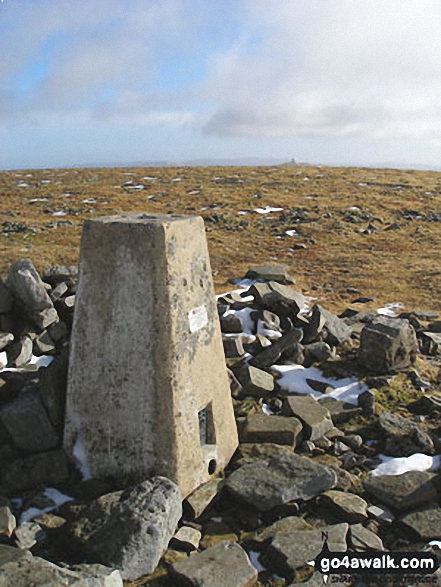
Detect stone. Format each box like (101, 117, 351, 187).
(222, 335, 246, 358)
(399, 504, 441, 541)
(199, 520, 238, 549)
(38, 347, 69, 432)
(6, 259, 53, 312)
(358, 388, 376, 415)
(0, 390, 59, 452)
(253, 516, 312, 544)
(240, 413, 303, 447)
(225, 452, 337, 512)
(363, 471, 438, 512)
(358, 316, 418, 374)
(68, 477, 182, 580)
(305, 305, 352, 346)
(0, 554, 123, 587)
(367, 504, 395, 524)
(220, 313, 243, 334)
(33, 330, 55, 355)
(320, 490, 368, 523)
(249, 328, 303, 368)
(246, 263, 294, 284)
(318, 398, 362, 425)
(42, 264, 78, 286)
(263, 523, 348, 574)
(258, 281, 304, 318)
(6, 336, 33, 368)
(171, 526, 202, 551)
(236, 365, 275, 397)
(282, 395, 333, 441)
(0, 281, 12, 314)
(349, 523, 384, 551)
(0, 506, 16, 538)
(0, 449, 69, 495)
(0, 332, 13, 352)
(49, 281, 69, 301)
(0, 545, 30, 567)
(184, 477, 222, 519)
(419, 331, 441, 355)
(14, 522, 46, 550)
(304, 341, 334, 364)
(171, 540, 258, 587)
(64, 215, 238, 498)
(378, 412, 434, 456)
(33, 307, 58, 330)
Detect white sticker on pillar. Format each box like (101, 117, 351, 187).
(188, 305, 208, 333)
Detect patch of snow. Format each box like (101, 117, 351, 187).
(172, 177, 183, 182)
(0, 354, 53, 373)
(72, 430, 92, 481)
(272, 364, 368, 405)
(262, 403, 275, 415)
(254, 206, 283, 214)
(59, 193, 72, 197)
(52, 211, 67, 217)
(238, 211, 248, 215)
(82, 198, 97, 204)
(227, 278, 261, 288)
(257, 320, 282, 340)
(187, 190, 200, 195)
(210, 516, 223, 522)
(125, 184, 145, 190)
(19, 488, 74, 524)
(30, 355, 54, 368)
(377, 302, 404, 317)
(142, 176, 157, 181)
(285, 229, 299, 237)
(29, 198, 48, 203)
(249, 551, 266, 572)
(371, 454, 441, 477)
(0, 351, 7, 369)
(225, 307, 255, 335)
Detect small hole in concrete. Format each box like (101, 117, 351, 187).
(199, 279, 204, 287)
(208, 459, 217, 475)
(183, 278, 187, 287)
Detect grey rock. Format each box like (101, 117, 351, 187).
(225, 452, 337, 512)
(246, 263, 294, 284)
(304, 341, 334, 364)
(363, 471, 438, 512)
(250, 328, 303, 368)
(318, 398, 362, 425)
(42, 264, 78, 286)
(222, 335, 245, 358)
(253, 516, 312, 544)
(6, 336, 33, 368)
(305, 305, 352, 346)
(320, 490, 368, 523)
(220, 313, 244, 334)
(349, 523, 385, 551)
(171, 526, 201, 551)
(33, 330, 55, 355)
(379, 412, 434, 456)
(47, 319, 69, 343)
(0, 544, 30, 567)
(14, 522, 46, 550)
(0, 506, 16, 538)
(49, 281, 69, 301)
(0, 449, 69, 495)
(258, 281, 304, 317)
(236, 365, 274, 397)
(6, 259, 54, 313)
(240, 413, 303, 447)
(282, 395, 333, 441)
(343, 435, 363, 450)
(0, 553, 123, 587)
(399, 504, 441, 540)
(0, 390, 59, 452)
(358, 316, 418, 374)
(227, 367, 243, 398)
(39, 347, 69, 432)
(419, 331, 441, 355)
(33, 307, 59, 330)
(68, 477, 182, 580)
(171, 541, 258, 587)
(184, 477, 222, 519)
(0, 280, 12, 314)
(358, 388, 376, 415)
(367, 504, 395, 523)
(263, 523, 348, 573)
(0, 332, 13, 352)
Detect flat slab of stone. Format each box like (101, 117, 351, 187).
(240, 413, 302, 447)
(171, 540, 258, 587)
(320, 490, 368, 523)
(282, 395, 333, 441)
(399, 505, 441, 541)
(68, 477, 182, 580)
(378, 412, 434, 456)
(263, 523, 348, 574)
(349, 523, 385, 551)
(363, 471, 438, 512)
(318, 398, 362, 425)
(184, 477, 222, 519)
(246, 264, 294, 284)
(236, 365, 275, 397)
(225, 452, 337, 512)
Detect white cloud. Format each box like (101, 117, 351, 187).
(202, 0, 441, 142)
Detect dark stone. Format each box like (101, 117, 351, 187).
(236, 365, 274, 397)
(225, 452, 337, 512)
(358, 316, 418, 374)
(0, 450, 70, 495)
(240, 413, 302, 447)
(363, 471, 438, 512)
(399, 504, 441, 541)
(6, 336, 33, 368)
(220, 313, 243, 334)
(318, 397, 362, 425)
(0, 333, 13, 352)
(246, 264, 294, 284)
(379, 412, 434, 456)
(305, 305, 352, 346)
(282, 395, 333, 440)
(249, 328, 303, 368)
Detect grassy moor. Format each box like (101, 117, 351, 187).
(1, 164, 441, 313)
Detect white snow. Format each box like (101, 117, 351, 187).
(52, 211, 67, 217)
(272, 364, 368, 405)
(0, 351, 7, 369)
(253, 206, 283, 214)
(188, 190, 200, 195)
(249, 551, 266, 572)
(142, 176, 157, 181)
(285, 229, 299, 237)
(172, 177, 183, 182)
(29, 198, 48, 203)
(371, 454, 441, 477)
(82, 198, 97, 204)
(73, 432, 92, 481)
(19, 488, 74, 524)
(377, 302, 404, 317)
(0, 354, 53, 373)
(125, 184, 144, 190)
(262, 403, 275, 415)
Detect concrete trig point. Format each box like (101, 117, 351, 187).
(63, 213, 238, 497)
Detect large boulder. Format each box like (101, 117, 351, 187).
(358, 316, 418, 374)
(378, 412, 434, 456)
(225, 452, 337, 512)
(68, 477, 182, 580)
(282, 395, 333, 441)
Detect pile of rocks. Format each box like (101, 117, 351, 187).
(0, 260, 440, 586)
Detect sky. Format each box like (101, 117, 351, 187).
(1, 0, 441, 170)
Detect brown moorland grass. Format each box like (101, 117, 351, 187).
(1, 164, 441, 314)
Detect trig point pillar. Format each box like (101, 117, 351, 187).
(63, 214, 238, 497)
